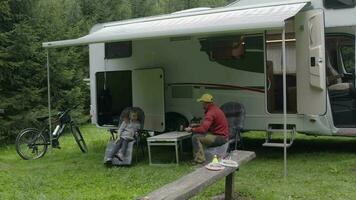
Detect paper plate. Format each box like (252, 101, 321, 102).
(220, 159, 239, 168)
(205, 163, 225, 171)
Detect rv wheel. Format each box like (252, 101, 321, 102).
(165, 112, 188, 132)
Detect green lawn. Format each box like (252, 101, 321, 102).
(1, 125, 356, 200)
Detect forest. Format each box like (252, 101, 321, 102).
(0, 0, 234, 144)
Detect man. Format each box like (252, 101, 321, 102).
(185, 93, 229, 164)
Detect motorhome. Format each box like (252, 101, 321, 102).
(43, 0, 356, 147)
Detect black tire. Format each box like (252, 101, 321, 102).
(165, 112, 189, 132)
(16, 129, 48, 160)
(71, 124, 88, 153)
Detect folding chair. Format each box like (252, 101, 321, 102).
(104, 107, 145, 166)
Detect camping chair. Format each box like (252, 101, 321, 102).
(204, 102, 246, 161)
(103, 107, 145, 166)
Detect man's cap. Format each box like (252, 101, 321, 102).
(197, 93, 214, 103)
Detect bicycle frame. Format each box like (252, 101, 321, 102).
(49, 108, 75, 140)
(52, 123, 67, 139)
(35, 117, 72, 146)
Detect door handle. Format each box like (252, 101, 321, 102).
(311, 57, 316, 67)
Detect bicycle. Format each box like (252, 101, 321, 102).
(15, 105, 88, 160)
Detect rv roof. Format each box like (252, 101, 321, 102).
(171, 7, 212, 14)
(43, 2, 308, 48)
(228, 0, 309, 7)
(230, 0, 356, 28)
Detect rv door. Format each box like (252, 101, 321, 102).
(132, 68, 165, 132)
(295, 10, 327, 115)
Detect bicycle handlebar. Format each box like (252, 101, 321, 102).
(37, 104, 81, 122)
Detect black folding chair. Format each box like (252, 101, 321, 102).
(220, 102, 246, 150)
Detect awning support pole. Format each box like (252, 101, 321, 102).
(282, 26, 287, 180)
(354, 27, 356, 87)
(46, 50, 52, 147)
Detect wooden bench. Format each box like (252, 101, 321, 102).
(140, 150, 256, 200)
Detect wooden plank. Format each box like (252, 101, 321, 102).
(142, 150, 256, 200)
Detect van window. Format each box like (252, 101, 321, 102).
(323, 0, 356, 9)
(105, 41, 132, 59)
(199, 34, 264, 73)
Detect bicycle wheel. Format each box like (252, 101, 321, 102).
(71, 124, 88, 153)
(16, 129, 48, 160)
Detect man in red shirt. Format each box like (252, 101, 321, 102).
(185, 93, 229, 164)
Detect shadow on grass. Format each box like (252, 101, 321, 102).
(52, 130, 356, 166)
(241, 132, 356, 159)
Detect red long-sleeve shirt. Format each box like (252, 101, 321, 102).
(192, 104, 229, 139)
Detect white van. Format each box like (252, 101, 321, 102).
(43, 0, 356, 146)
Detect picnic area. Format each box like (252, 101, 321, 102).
(2, 0, 356, 199)
(1, 125, 356, 199)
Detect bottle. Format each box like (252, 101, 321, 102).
(212, 155, 219, 164)
(179, 125, 183, 131)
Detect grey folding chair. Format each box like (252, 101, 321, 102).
(104, 107, 145, 166)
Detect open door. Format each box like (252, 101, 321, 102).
(132, 68, 165, 132)
(295, 10, 327, 115)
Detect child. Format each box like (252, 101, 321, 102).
(105, 110, 141, 164)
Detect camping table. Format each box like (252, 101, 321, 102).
(147, 131, 192, 165)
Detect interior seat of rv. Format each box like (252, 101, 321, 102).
(326, 51, 356, 98)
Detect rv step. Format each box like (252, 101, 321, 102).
(264, 127, 296, 148)
(262, 142, 292, 148)
(267, 129, 294, 133)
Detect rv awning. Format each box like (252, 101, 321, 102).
(43, 2, 308, 48)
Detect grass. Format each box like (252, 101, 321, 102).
(1, 125, 356, 200)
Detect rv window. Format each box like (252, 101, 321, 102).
(340, 45, 355, 74)
(200, 34, 264, 73)
(105, 41, 132, 59)
(323, 0, 356, 9)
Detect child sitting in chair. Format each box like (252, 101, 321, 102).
(105, 110, 141, 164)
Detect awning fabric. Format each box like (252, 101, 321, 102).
(43, 2, 307, 48)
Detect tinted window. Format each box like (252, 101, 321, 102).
(200, 34, 264, 73)
(105, 41, 132, 59)
(324, 0, 355, 9)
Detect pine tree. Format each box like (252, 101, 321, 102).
(0, 0, 234, 144)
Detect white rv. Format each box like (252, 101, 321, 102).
(43, 0, 356, 146)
